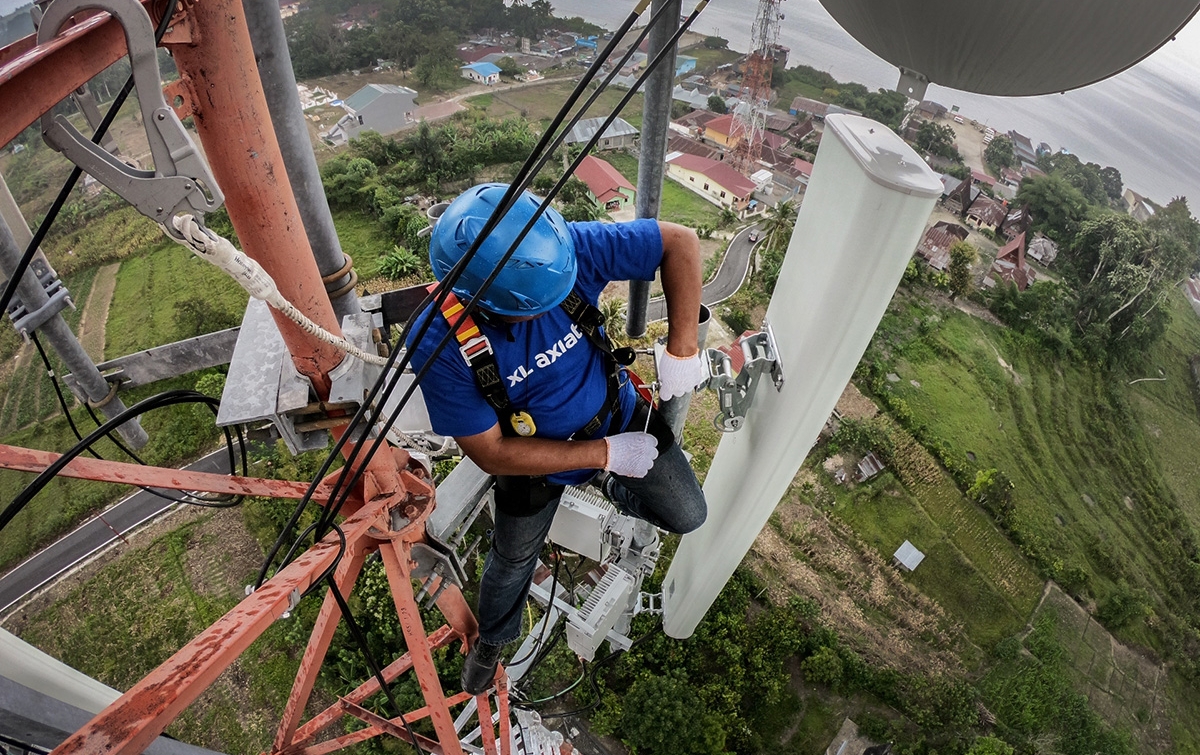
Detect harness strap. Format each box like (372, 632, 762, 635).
(429, 285, 629, 441)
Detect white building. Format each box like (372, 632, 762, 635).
(323, 84, 417, 145)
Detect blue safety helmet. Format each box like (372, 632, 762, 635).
(429, 183, 576, 317)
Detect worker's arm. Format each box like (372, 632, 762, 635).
(657, 221, 703, 357)
(456, 423, 657, 478)
(456, 424, 608, 476)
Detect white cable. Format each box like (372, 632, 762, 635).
(163, 215, 388, 366)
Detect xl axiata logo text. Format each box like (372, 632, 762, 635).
(507, 324, 585, 386)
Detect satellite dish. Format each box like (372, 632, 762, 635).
(818, 0, 1200, 96)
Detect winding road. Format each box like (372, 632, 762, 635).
(647, 223, 759, 321)
(0, 448, 234, 615)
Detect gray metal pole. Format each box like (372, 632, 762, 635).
(0, 217, 148, 448)
(627, 0, 681, 339)
(242, 0, 359, 323)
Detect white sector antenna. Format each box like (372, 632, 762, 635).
(662, 115, 942, 639)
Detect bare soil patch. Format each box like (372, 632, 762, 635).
(76, 262, 119, 362)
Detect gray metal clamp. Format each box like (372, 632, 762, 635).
(703, 320, 785, 432)
(37, 0, 223, 238)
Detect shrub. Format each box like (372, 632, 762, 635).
(377, 246, 421, 279)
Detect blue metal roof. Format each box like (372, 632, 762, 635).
(462, 62, 501, 76)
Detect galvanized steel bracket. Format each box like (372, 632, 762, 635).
(3, 254, 72, 340)
(704, 320, 784, 432)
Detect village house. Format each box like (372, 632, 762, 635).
(944, 177, 980, 215)
(460, 61, 501, 85)
(572, 155, 636, 212)
(323, 83, 417, 145)
(966, 196, 1008, 232)
(792, 157, 814, 186)
(1027, 235, 1058, 265)
(1124, 188, 1157, 223)
(667, 133, 722, 161)
(1000, 205, 1032, 240)
(673, 109, 721, 138)
(665, 152, 761, 217)
(563, 116, 639, 151)
(1008, 130, 1038, 165)
(970, 169, 997, 189)
(988, 231, 1035, 291)
(915, 221, 969, 271)
(456, 44, 503, 64)
(916, 100, 947, 120)
(703, 113, 740, 148)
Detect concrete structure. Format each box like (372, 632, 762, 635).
(460, 61, 501, 85)
(323, 83, 417, 145)
(573, 155, 636, 211)
(563, 115, 640, 151)
(665, 152, 760, 217)
(894, 541, 925, 571)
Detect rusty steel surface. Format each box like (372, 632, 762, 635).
(0, 443, 344, 501)
(273, 539, 369, 752)
(167, 0, 345, 393)
(289, 625, 458, 746)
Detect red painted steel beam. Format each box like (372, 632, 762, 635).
(0, 2, 163, 147)
(49, 498, 392, 755)
(0, 443, 344, 501)
(166, 0, 345, 395)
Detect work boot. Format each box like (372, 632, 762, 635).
(462, 640, 504, 695)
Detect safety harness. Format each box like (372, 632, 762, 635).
(429, 285, 636, 441)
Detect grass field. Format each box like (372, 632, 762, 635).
(0, 266, 97, 434)
(468, 79, 646, 131)
(105, 244, 247, 359)
(12, 509, 300, 753)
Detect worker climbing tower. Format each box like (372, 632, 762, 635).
(729, 0, 784, 175)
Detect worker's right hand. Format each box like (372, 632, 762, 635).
(604, 432, 659, 478)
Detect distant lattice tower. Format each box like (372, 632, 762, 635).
(730, 0, 784, 175)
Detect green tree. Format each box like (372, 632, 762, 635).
(984, 135, 1016, 172)
(948, 239, 977, 300)
(1015, 174, 1090, 243)
(621, 671, 727, 755)
(703, 35, 728, 49)
(1099, 165, 1124, 202)
(414, 52, 457, 90)
(801, 646, 844, 686)
(915, 120, 957, 159)
(495, 55, 523, 77)
(966, 736, 1015, 755)
(707, 93, 728, 114)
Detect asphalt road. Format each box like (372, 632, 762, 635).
(0, 448, 234, 614)
(647, 223, 759, 321)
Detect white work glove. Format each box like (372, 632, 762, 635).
(657, 350, 707, 401)
(604, 432, 659, 478)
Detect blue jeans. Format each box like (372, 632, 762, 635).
(476, 442, 707, 646)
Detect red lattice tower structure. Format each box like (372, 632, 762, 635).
(730, 0, 784, 175)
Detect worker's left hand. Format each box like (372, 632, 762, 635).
(658, 350, 707, 401)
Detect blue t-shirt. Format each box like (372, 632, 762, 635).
(406, 219, 663, 485)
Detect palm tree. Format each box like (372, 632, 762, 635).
(761, 199, 797, 253)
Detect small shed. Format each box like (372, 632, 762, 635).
(893, 541, 925, 572)
(856, 451, 885, 481)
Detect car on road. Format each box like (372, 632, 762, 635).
(748, 229, 760, 243)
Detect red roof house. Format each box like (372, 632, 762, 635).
(573, 155, 636, 210)
(990, 231, 1035, 291)
(666, 152, 760, 217)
